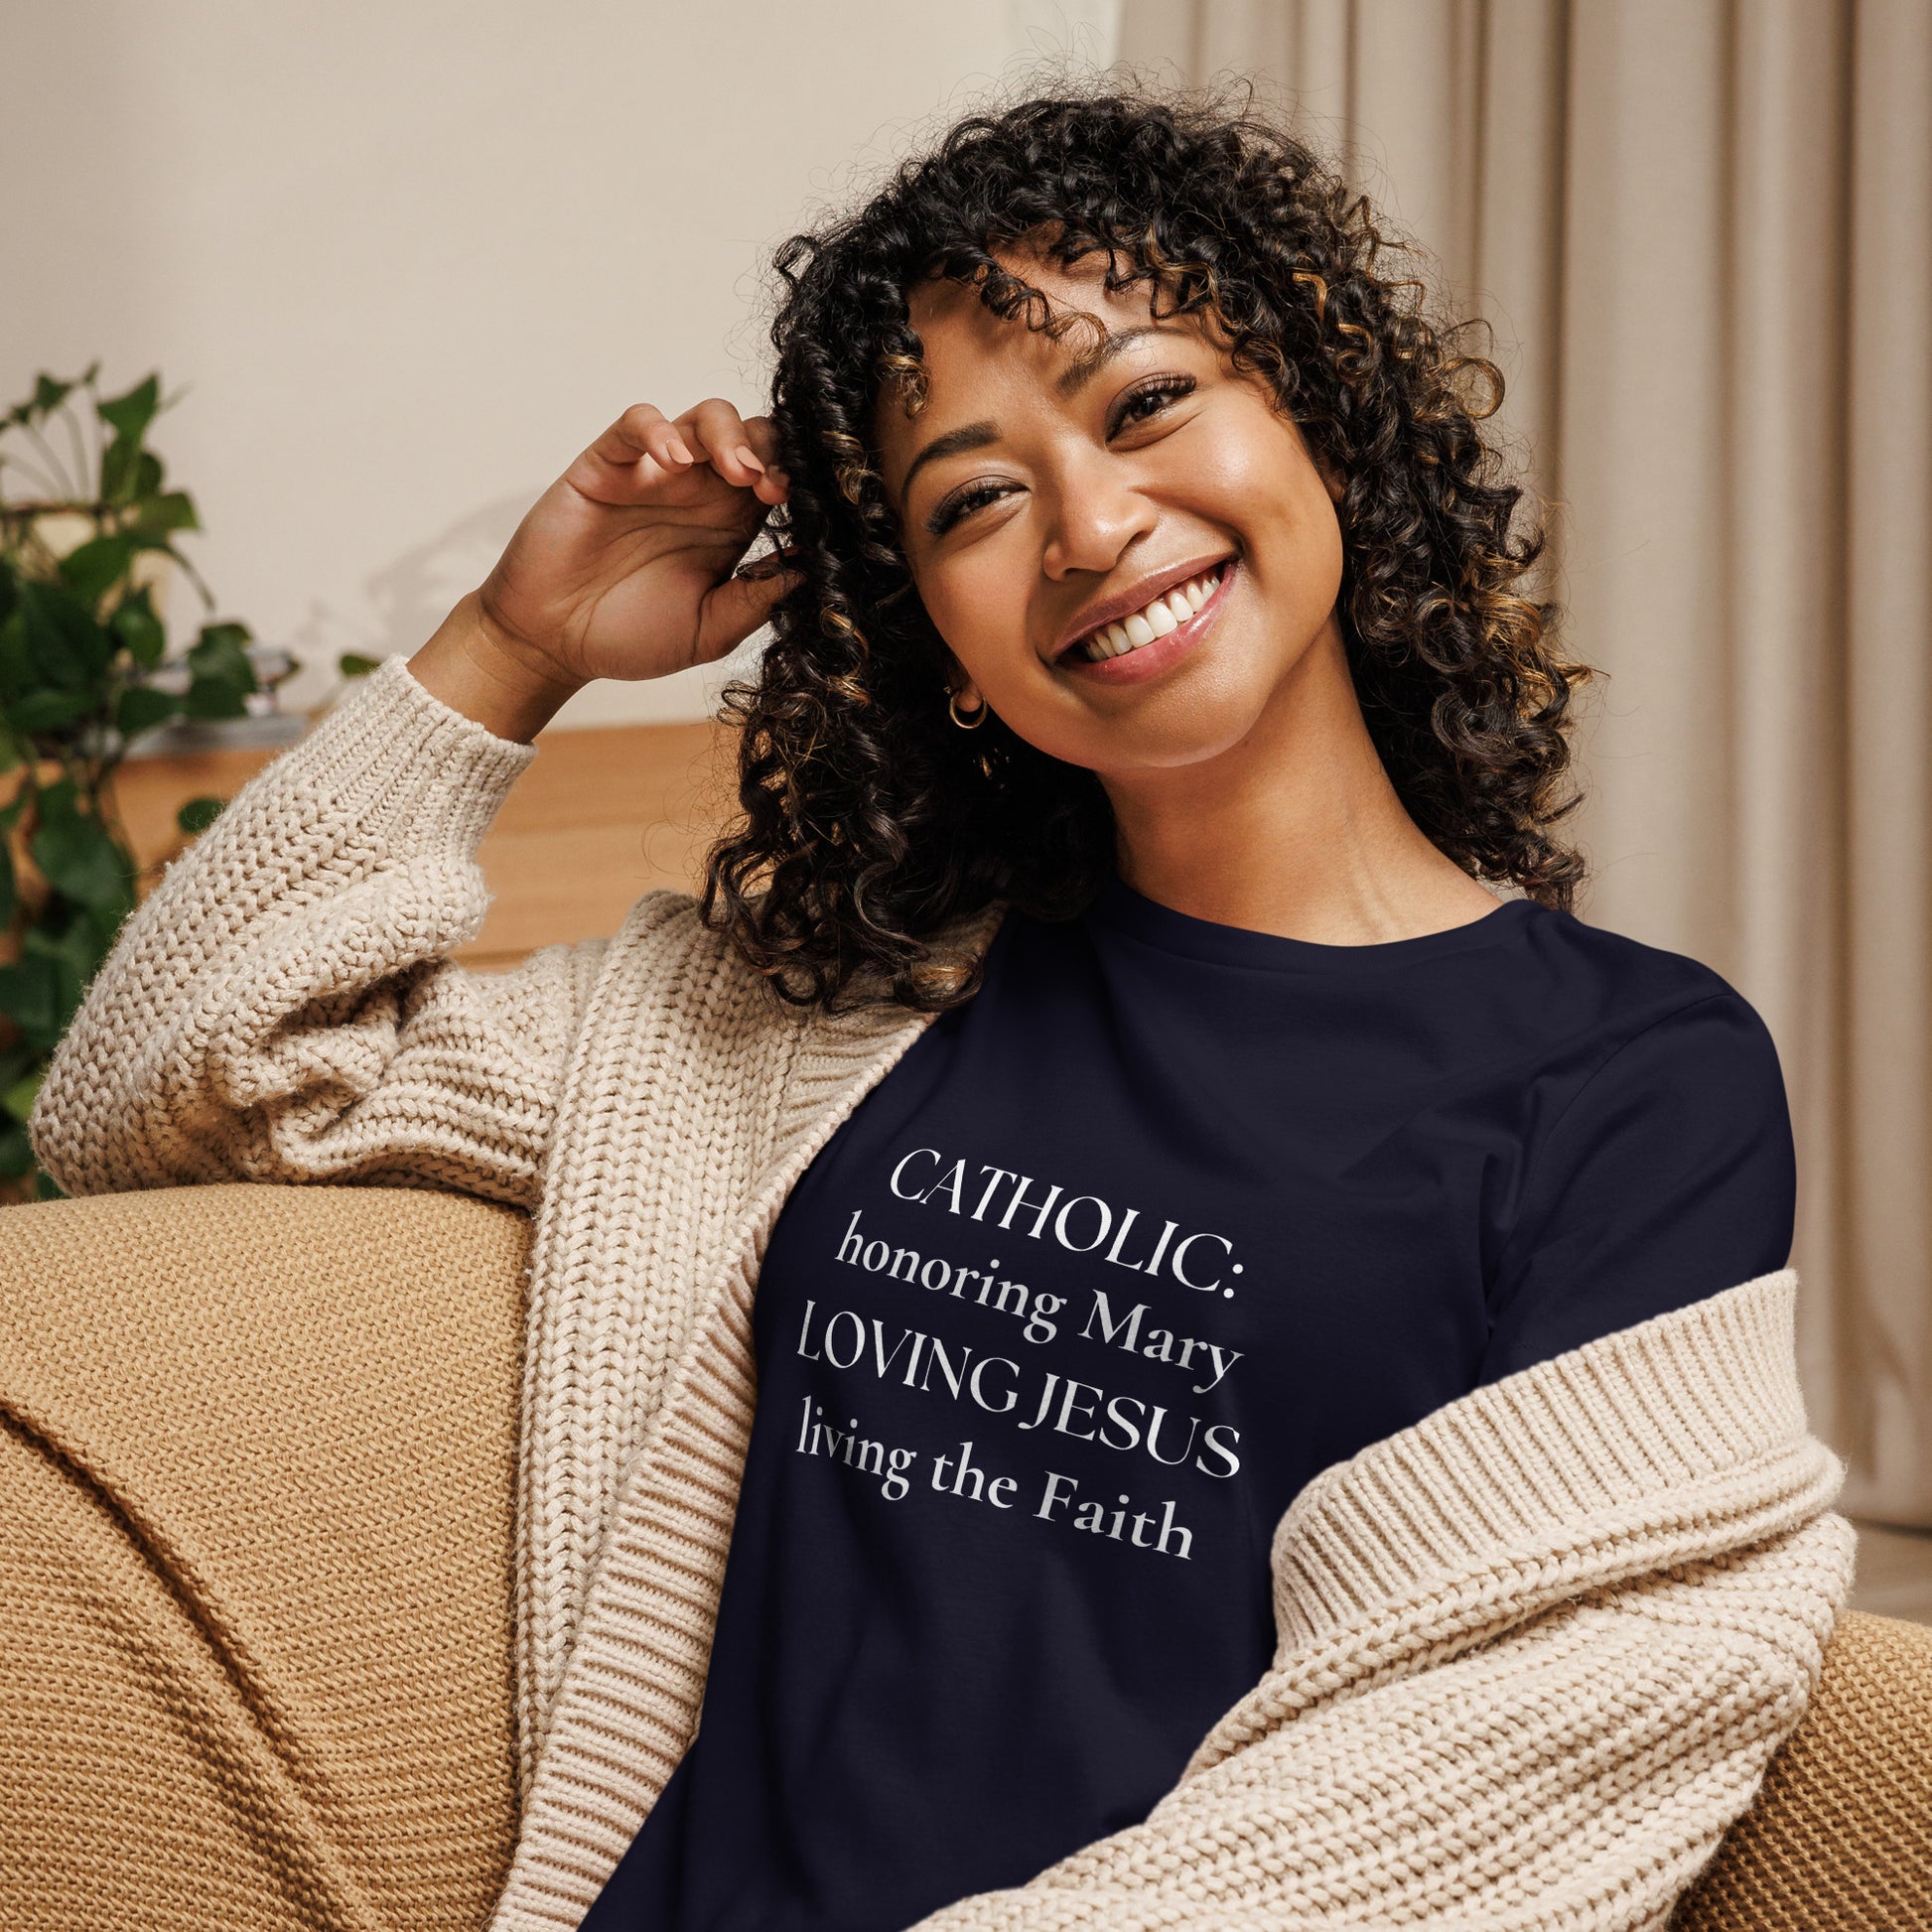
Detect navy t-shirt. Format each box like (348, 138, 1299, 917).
(584, 879, 1795, 1932)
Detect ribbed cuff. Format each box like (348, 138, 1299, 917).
(1271, 1269, 1823, 1648)
(272, 651, 539, 858)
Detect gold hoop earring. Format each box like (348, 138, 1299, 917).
(948, 691, 988, 731)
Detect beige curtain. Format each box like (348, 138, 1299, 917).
(1118, 0, 1932, 1523)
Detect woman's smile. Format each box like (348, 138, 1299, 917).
(1055, 556, 1237, 686)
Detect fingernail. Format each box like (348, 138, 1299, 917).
(667, 438, 694, 464)
(736, 445, 765, 473)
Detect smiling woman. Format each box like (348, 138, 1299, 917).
(696, 90, 1587, 1010)
(23, 76, 1844, 1932)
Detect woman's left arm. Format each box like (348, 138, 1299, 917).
(909, 1275, 1853, 1932)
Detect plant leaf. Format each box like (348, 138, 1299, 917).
(2, 1067, 42, 1127)
(0, 1123, 34, 1180)
(184, 676, 250, 720)
(0, 956, 65, 1052)
(77, 899, 130, 964)
(17, 580, 112, 687)
(176, 794, 225, 836)
(189, 621, 256, 680)
(7, 688, 97, 733)
(23, 916, 105, 975)
(339, 652, 381, 677)
(100, 435, 140, 503)
(0, 1040, 41, 1088)
(131, 489, 198, 536)
(115, 684, 181, 738)
(96, 373, 160, 443)
(0, 837, 13, 927)
(184, 621, 257, 718)
(32, 373, 74, 419)
(17, 916, 107, 1044)
(31, 779, 134, 914)
(110, 586, 167, 666)
(0, 611, 34, 697)
(59, 533, 135, 607)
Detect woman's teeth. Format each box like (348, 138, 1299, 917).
(1073, 566, 1224, 662)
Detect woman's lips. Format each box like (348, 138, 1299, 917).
(1057, 557, 1238, 687)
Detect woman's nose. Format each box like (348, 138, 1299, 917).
(1037, 453, 1158, 581)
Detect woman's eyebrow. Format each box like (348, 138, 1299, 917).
(1053, 322, 1185, 397)
(895, 324, 1192, 503)
(898, 421, 999, 501)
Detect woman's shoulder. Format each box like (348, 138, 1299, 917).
(1505, 898, 1777, 1074)
(590, 887, 1007, 1032)
(1481, 905, 1797, 1375)
(597, 887, 787, 1020)
(1487, 903, 1793, 1251)
(599, 889, 1004, 1004)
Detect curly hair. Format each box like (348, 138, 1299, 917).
(700, 80, 1589, 1012)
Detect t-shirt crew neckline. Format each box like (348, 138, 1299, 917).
(1085, 871, 1541, 973)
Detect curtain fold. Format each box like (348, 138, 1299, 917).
(1118, 0, 1932, 1521)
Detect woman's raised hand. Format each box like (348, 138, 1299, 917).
(411, 399, 796, 742)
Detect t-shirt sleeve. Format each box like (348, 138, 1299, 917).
(1479, 989, 1797, 1383)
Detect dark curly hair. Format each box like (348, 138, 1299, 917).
(700, 80, 1589, 1012)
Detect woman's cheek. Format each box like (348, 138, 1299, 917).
(921, 562, 1028, 700)
(1208, 424, 1325, 528)
(1222, 444, 1345, 614)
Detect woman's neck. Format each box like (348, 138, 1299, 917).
(1101, 620, 1505, 945)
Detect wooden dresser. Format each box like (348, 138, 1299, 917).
(113, 717, 736, 973)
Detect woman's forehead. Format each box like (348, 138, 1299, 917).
(904, 250, 1162, 370)
(886, 258, 1201, 458)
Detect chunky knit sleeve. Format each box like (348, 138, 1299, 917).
(906, 1272, 1854, 1932)
(31, 654, 605, 1210)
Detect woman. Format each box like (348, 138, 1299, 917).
(32, 87, 1848, 1932)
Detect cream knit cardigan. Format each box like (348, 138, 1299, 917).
(34, 656, 1854, 1932)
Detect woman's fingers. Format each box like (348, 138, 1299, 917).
(569, 400, 788, 508)
(740, 414, 791, 502)
(739, 414, 786, 474)
(570, 404, 693, 501)
(592, 403, 679, 468)
(699, 555, 804, 661)
(678, 398, 763, 483)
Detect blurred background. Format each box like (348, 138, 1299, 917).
(3, 2, 1928, 1575)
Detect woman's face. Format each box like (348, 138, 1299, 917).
(873, 248, 1347, 776)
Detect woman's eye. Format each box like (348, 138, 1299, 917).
(927, 481, 1011, 536)
(1110, 374, 1196, 435)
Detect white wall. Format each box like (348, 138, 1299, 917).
(1, 1, 1120, 726)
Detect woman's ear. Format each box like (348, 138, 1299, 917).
(944, 655, 987, 723)
(1286, 412, 1347, 505)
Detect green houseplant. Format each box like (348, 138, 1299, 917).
(0, 366, 279, 1195)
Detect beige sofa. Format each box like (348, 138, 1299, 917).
(2, 1183, 1927, 1931)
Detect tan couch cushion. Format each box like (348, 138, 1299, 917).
(1675, 1606, 1932, 1929)
(0, 1183, 526, 1931)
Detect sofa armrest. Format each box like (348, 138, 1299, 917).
(0, 1181, 529, 1931)
(1674, 1608, 1932, 1929)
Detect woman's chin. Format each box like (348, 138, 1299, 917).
(1042, 700, 1285, 777)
